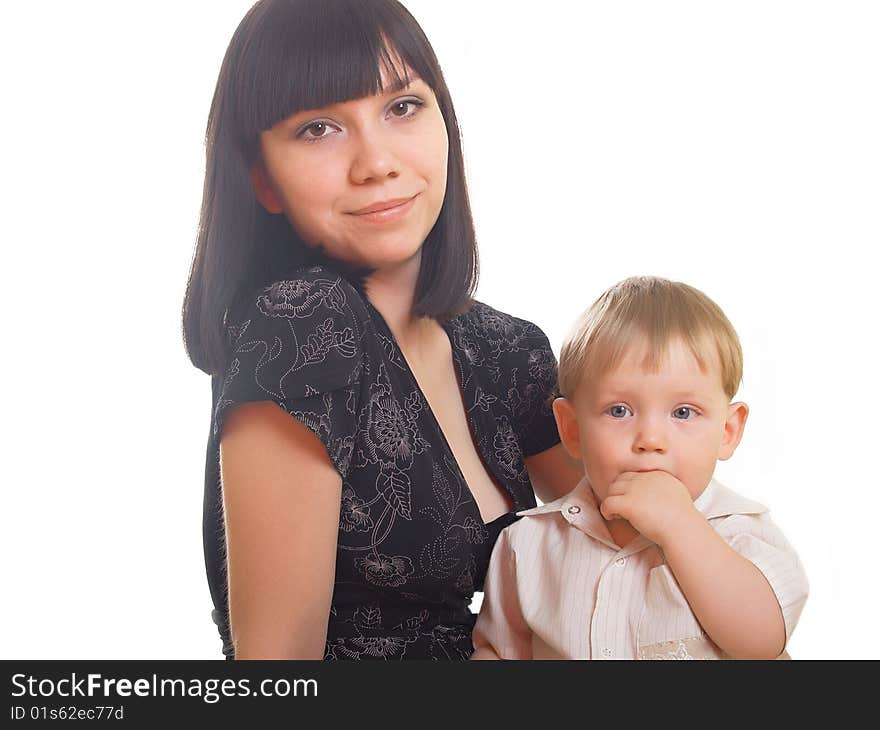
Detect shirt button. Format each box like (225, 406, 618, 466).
(616, 558, 626, 567)
(567, 505, 581, 515)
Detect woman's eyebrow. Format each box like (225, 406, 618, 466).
(280, 77, 427, 127)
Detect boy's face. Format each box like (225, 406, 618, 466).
(553, 337, 748, 504)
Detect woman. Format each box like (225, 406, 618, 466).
(183, 0, 582, 660)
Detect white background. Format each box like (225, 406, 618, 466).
(3, 1, 877, 659)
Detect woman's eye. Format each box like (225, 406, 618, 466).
(297, 121, 338, 141)
(608, 405, 632, 418)
(673, 407, 696, 420)
(388, 98, 424, 119)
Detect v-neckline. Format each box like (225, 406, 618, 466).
(363, 299, 517, 525)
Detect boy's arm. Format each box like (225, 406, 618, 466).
(471, 528, 533, 660)
(659, 514, 789, 659)
(601, 471, 807, 660)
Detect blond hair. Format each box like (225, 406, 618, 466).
(558, 277, 743, 400)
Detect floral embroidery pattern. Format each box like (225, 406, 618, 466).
(257, 276, 347, 319)
(453, 329, 484, 367)
(493, 415, 527, 483)
(340, 486, 374, 533)
(528, 347, 556, 382)
(300, 318, 357, 364)
(354, 553, 415, 587)
(323, 605, 471, 661)
(357, 365, 427, 471)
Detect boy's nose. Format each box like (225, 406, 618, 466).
(632, 424, 667, 454)
(634, 438, 666, 454)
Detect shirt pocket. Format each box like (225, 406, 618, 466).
(636, 565, 727, 660)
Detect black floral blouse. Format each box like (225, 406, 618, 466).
(203, 264, 561, 660)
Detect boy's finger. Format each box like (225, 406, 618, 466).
(606, 475, 637, 496)
(600, 495, 625, 521)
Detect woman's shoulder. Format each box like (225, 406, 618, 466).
(225, 265, 371, 348)
(232, 264, 369, 330)
(449, 300, 553, 355)
(219, 264, 369, 403)
(450, 300, 561, 457)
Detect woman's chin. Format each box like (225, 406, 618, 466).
(351, 241, 424, 272)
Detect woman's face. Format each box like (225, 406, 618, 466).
(252, 69, 449, 270)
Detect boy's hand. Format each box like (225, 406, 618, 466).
(599, 471, 702, 546)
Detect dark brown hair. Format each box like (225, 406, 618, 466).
(182, 0, 479, 375)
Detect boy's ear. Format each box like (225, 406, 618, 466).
(718, 401, 749, 461)
(250, 162, 284, 214)
(552, 397, 583, 461)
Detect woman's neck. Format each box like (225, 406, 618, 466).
(363, 252, 433, 351)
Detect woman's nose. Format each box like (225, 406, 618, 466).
(349, 130, 401, 184)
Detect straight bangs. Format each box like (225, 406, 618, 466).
(232, 0, 443, 161)
(559, 278, 744, 400)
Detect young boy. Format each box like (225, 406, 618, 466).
(472, 276, 808, 660)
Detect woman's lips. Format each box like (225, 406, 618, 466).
(348, 194, 418, 223)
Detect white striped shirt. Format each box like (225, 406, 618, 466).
(472, 477, 809, 660)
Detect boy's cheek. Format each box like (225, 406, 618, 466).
(677, 455, 720, 500)
(581, 448, 616, 500)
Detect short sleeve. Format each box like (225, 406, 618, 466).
(472, 527, 534, 659)
(502, 319, 561, 458)
(715, 513, 810, 644)
(212, 268, 366, 478)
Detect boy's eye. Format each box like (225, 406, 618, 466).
(608, 405, 632, 418)
(672, 406, 696, 420)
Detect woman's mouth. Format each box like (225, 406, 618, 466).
(348, 194, 418, 223)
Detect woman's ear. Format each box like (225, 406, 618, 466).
(249, 162, 284, 214)
(552, 397, 583, 461)
(718, 401, 749, 461)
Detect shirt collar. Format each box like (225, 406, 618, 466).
(517, 475, 768, 549)
(693, 478, 768, 519)
(517, 477, 621, 551)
